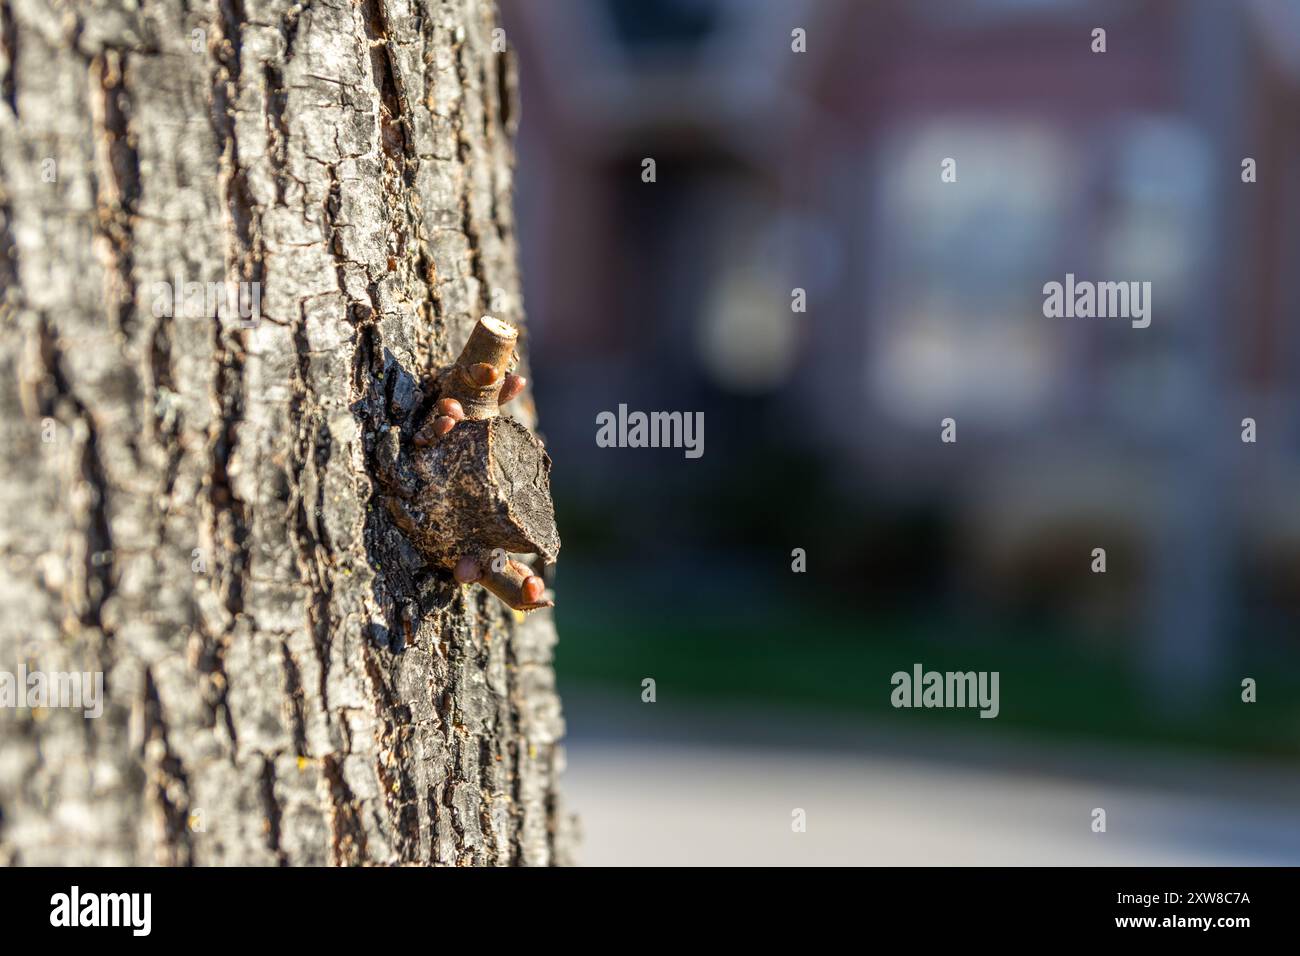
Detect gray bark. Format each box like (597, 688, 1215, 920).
(0, 0, 574, 866)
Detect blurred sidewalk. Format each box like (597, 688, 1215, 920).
(560, 694, 1300, 866)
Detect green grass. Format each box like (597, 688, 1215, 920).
(554, 594, 1300, 762)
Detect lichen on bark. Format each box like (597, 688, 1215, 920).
(0, 0, 573, 866)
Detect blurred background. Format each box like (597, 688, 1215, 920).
(499, 0, 1300, 864)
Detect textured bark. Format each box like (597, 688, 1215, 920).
(396, 417, 558, 568)
(0, 0, 574, 866)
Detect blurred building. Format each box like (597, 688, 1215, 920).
(502, 0, 1300, 690)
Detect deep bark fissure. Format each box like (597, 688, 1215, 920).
(203, 0, 257, 764)
(0, 0, 16, 118)
(264, 63, 291, 204)
(27, 316, 118, 639)
(287, 299, 340, 759)
(258, 755, 287, 865)
(453, 40, 488, 315)
(494, 44, 513, 135)
(361, 0, 412, 166)
(488, 50, 516, 246)
(322, 752, 369, 865)
(212, 0, 264, 293)
(0, 195, 14, 287)
(142, 667, 195, 866)
(205, 320, 248, 753)
(91, 52, 141, 343)
(280, 641, 309, 758)
(361, 643, 420, 857)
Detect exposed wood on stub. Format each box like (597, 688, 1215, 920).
(0, 0, 572, 866)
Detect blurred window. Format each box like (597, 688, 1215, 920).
(866, 115, 1212, 433)
(868, 119, 1069, 427)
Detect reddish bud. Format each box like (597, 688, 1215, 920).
(468, 362, 500, 387)
(499, 374, 526, 405)
(521, 576, 545, 606)
(436, 397, 465, 420)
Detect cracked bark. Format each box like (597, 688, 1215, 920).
(0, 0, 573, 866)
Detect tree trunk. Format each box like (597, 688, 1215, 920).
(0, 0, 573, 866)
